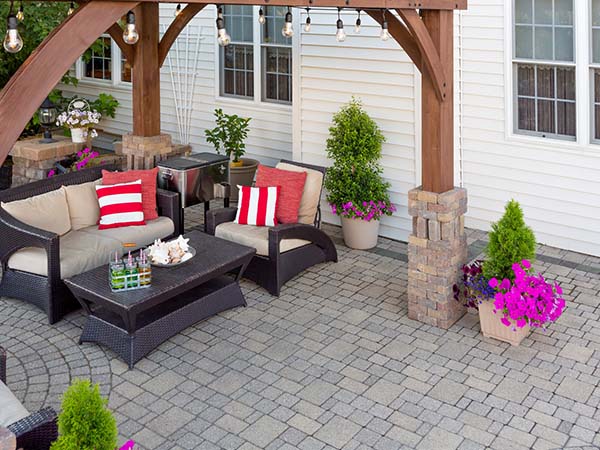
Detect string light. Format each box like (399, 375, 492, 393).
(282, 7, 293, 38)
(216, 5, 231, 47)
(355, 10, 362, 33)
(123, 10, 139, 45)
(258, 7, 265, 25)
(16, 2, 23, 21)
(380, 9, 390, 41)
(335, 8, 346, 42)
(67, 2, 75, 15)
(3, 7, 23, 53)
(304, 7, 311, 32)
(175, 3, 181, 17)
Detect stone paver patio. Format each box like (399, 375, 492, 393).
(1, 205, 600, 450)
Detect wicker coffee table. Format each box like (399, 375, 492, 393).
(64, 230, 255, 368)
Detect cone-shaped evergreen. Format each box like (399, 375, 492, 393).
(51, 380, 117, 450)
(482, 200, 536, 281)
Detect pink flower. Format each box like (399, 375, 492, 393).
(500, 317, 511, 327)
(522, 259, 531, 269)
(489, 278, 499, 288)
(47, 169, 55, 178)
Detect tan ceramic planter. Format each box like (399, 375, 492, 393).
(230, 158, 259, 202)
(341, 216, 380, 250)
(478, 300, 530, 346)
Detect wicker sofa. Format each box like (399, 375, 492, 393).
(0, 346, 58, 450)
(206, 160, 337, 296)
(0, 166, 181, 324)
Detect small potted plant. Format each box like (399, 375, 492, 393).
(455, 200, 565, 345)
(48, 148, 101, 178)
(324, 98, 395, 250)
(56, 109, 101, 143)
(51, 379, 118, 450)
(205, 108, 256, 201)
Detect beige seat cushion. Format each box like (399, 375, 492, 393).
(79, 217, 174, 249)
(215, 222, 309, 257)
(0, 381, 30, 427)
(2, 187, 71, 236)
(64, 179, 102, 230)
(276, 162, 323, 225)
(8, 230, 123, 279)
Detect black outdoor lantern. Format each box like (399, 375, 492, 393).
(38, 97, 57, 143)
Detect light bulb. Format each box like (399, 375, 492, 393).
(3, 15, 22, 53)
(304, 16, 311, 32)
(67, 2, 74, 15)
(355, 18, 361, 33)
(380, 21, 390, 41)
(336, 18, 346, 42)
(216, 17, 230, 46)
(282, 8, 293, 38)
(175, 3, 181, 17)
(123, 11, 139, 45)
(16, 5, 24, 21)
(258, 8, 265, 25)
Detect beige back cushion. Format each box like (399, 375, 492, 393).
(276, 162, 323, 225)
(2, 186, 71, 236)
(64, 179, 102, 230)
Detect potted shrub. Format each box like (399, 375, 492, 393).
(454, 200, 565, 345)
(205, 108, 256, 202)
(324, 98, 395, 250)
(51, 379, 118, 450)
(56, 109, 101, 143)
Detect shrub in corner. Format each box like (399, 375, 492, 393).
(51, 379, 117, 450)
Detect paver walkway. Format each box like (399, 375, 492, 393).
(1, 205, 599, 450)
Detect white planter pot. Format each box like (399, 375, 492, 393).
(70, 128, 86, 143)
(478, 300, 530, 346)
(341, 216, 380, 250)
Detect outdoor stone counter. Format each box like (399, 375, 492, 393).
(10, 135, 83, 186)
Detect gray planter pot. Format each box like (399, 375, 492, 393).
(229, 158, 259, 202)
(341, 216, 380, 250)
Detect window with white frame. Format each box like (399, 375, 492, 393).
(513, 0, 575, 139)
(84, 36, 113, 81)
(220, 5, 292, 104)
(592, 0, 600, 140)
(80, 36, 130, 85)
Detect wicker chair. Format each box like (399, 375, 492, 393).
(0, 346, 58, 450)
(206, 160, 337, 296)
(0, 166, 181, 324)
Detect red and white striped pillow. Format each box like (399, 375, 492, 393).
(95, 179, 146, 230)
(235, 185, 279, 227)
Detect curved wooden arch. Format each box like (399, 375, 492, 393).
(159, 3, 207, 68)
(366, 9, 421, 71)
(397, 8, 447, 101)
(0, 1, 139, 164)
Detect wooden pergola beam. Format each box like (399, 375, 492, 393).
(158, 3, 206, 68)
(367, 10, 421, 71)
(107, 22, 135, 64)
(35, 0, 466, 9)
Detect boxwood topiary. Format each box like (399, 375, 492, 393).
(483, 200, 536, 281)
(51, 379, 117, 450)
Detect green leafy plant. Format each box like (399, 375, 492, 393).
(483, 200, 536, 281)
(51, 379, 117, 450)
(324, 98, 394, 221)
(205, 108, 251, 163)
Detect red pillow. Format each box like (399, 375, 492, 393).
(95, 180, 145, 230)
(235, 186, 279, 227)
(255, 165, 307, 223)
(102, 168, 159, 221)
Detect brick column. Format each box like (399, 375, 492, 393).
(120, 133, 192, 170)
(407, 187, 468, 329)
(0, 427, 16, 450)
